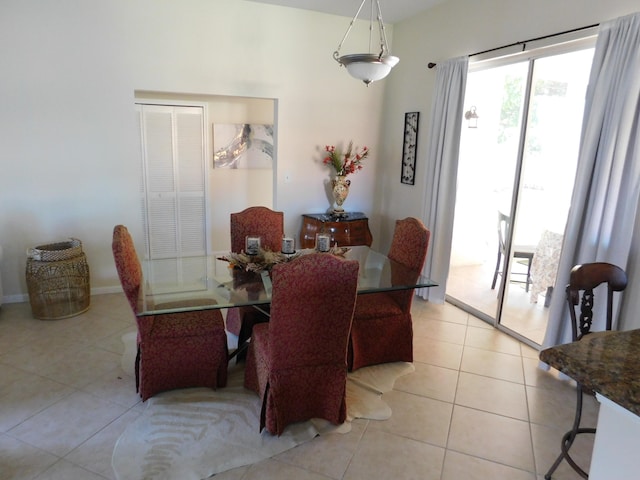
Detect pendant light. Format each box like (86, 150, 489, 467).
(333, 0, 399, 86)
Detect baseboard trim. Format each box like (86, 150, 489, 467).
(1, 286, 123, 305)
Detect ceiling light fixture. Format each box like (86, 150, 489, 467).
(333, 0, 399, 86)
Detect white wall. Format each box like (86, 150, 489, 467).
(0, 0, 386, 301)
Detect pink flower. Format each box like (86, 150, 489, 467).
(322, 141, 369, 177)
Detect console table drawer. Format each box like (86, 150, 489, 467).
(300, 212, 372, 249)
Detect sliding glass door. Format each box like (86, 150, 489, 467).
(446, 45, 594, 346)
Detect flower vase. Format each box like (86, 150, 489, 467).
(332, 175, 351, 214)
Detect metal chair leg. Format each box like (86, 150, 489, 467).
(544, 384, 594, 479)
(491, 249, 501, 289)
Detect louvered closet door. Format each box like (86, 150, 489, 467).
(136, 104, 208, 291)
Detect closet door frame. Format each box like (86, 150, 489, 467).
(136, 101, 211, 291)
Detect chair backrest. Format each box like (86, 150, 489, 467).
(112, 225, 143, 313)
(267, 253, 359, 370)
(386, 217, 430, 311)
(497, 211, 510, 254)
(388, 217, 430, 272)
(230, 206, 284, 253)
(566, 262, 627, 340)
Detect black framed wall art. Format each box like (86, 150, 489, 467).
(401, 112, 419, 185)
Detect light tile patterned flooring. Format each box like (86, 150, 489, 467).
(0, 294, 597, 479)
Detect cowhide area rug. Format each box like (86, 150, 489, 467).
(112, 334, 414, 480)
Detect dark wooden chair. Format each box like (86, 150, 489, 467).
(544, 262, 627, 479)
(491, 211, 535, 292)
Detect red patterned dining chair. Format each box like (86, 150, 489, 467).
(348, 217, 430, 371)
(243, 253, 359, 435)
(543, 262, 627, 480)
(112, 225, 228, 401)
(230, 206, 285, 254)
(226, 206, 284, 354)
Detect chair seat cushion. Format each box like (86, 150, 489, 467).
(141, 310, 223, 338)
(354, 292, 402, 320)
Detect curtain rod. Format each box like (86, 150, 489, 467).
(427, 23, 599, 69)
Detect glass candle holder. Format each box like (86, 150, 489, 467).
(245, 236, 261, 255)
(316, 233, 331, 252)
(281, 237, 295, 254)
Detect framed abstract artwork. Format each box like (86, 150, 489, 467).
(401, 112, 419, 185)
(213, 123, 274, 169)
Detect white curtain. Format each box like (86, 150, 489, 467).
(542, 12, 640, 348)
(420, 56, 468, 303)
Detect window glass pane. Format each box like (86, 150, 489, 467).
(448, 46, 594, 346)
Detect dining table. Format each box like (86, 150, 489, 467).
(136, 245, 438, 317)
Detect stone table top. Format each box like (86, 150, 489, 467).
(540, 329, 640, 416)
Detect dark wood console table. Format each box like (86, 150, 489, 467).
(299, 212, 373, 249)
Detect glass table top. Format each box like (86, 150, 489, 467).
(137, 246, 437, 316)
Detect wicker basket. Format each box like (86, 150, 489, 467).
(26, 240, 90, 320)
(27, 238, 83, 261)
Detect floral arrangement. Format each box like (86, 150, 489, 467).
(218, 248, 299, 272)
(323, 141, 369, 176)
(218, 246, 351, 272)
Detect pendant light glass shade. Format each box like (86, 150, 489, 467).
(333, 0, 399, 86)
(338, 53, 400, 85)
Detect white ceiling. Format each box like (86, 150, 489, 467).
(246, 0, 446, 24)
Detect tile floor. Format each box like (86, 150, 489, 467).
(0, 294, 598, 480)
